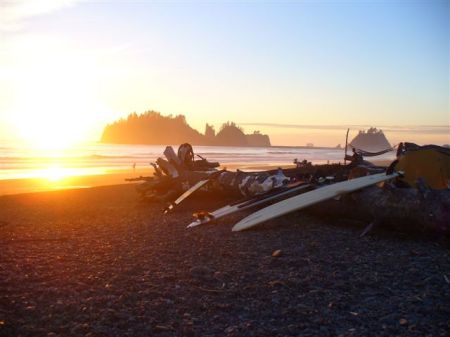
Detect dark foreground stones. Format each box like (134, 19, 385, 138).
(0, 184, 449, 337)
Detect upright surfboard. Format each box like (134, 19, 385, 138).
(232, 172, 398, 232)
(187, 182, 311, 228)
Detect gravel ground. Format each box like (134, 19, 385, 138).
(0, 184, 449, 337)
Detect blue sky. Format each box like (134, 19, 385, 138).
(0, 0, 448, 146)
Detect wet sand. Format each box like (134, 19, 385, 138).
(0, 183, 449, 337)
(0, 169, 147, 196)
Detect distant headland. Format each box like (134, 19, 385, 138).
(101, 111, 271, 147)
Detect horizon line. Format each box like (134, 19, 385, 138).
(238, 123, 450, 134)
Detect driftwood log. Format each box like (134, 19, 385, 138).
(307, 183, 450, 235)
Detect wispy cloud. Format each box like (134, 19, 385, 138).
(0, 0, 80, 32)
(239, 123, 450, 135)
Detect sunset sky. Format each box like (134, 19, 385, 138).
(0, 0, 448, 147)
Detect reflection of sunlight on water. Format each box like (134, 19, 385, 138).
(41, 165, 66, 182)
(36, 165, 107, 192)
(35, 166, 106, 182)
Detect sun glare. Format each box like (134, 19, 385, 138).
(10, 71, 102, 150)
(41, 165, 67, 182)
(5, 36, 115, 151)
(36, 165, 106, 183)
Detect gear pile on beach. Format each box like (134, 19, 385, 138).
(130, 142, 450, 236)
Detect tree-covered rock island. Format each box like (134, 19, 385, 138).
(101, 111, 271, 147)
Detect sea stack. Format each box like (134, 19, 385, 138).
(349, 127, 391, 152)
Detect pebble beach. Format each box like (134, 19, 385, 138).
(1, 184, 449, 337)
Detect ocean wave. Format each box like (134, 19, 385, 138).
(267, 151, 309, 155)
(86, 154, 149, 159)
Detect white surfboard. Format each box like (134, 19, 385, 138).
(187, 183, 311, 228)
(164, 170, 225, 214)
(163, 179, 210, 214)
(232, 172, 398, 232)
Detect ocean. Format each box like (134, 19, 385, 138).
(0, 141, 396, 181)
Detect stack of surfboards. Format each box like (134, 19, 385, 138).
(232, 172, 398, 231)
(185, 172, 398, 231)
(187, 182, 312, 228)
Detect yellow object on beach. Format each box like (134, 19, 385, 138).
(395, 149, 450, 189)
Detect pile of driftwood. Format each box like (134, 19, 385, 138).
(127, 143, 354, 201)
(128, 143, 449, 236)
(127, 144, 220, 201)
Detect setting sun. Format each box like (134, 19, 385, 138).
(3, 35, 115, 149)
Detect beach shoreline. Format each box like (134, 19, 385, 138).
(0, 159, 392, 197)
(0, 183, 448, 336)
